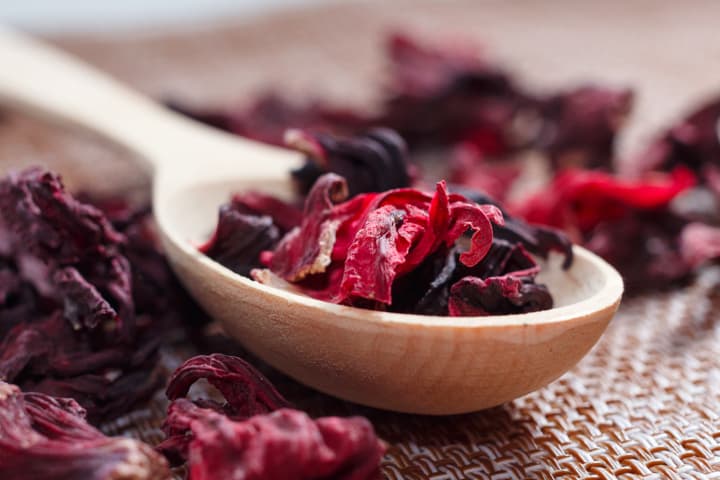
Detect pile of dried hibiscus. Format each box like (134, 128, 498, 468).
(201, 130, 572, 316)
(1, 28, 720, 480)
(0, 169, 384, 479)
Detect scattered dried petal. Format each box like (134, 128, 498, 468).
(158, 355, 385, 479)
(0, 382, 170, 480)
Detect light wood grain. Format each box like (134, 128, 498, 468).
(0, 27, 623, 414)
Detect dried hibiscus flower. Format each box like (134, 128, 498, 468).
(159, 354, 386, 480)
(227, 172, 563, 316)
(253, 173, 505, 308)
(0, 167, 196, 421)
(534, 85, 634, 170)
(0, 381, 170, 480)
(513, 168, 701, 290)
(633, 95, 720, 195)
(199, 191, 302, 276)
(287, 127, 413, 197)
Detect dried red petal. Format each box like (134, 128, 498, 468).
(164, 402, 385, 480)
(230, 191, 302, 233)
(0, 382, 170, 480)
(339, 205, 409, 303)
(514, 167, 696, 234)
(268, 174, 350, 281)
(158, 355, 385, 479)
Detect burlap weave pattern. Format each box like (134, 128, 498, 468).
(2, 2, 719, 477)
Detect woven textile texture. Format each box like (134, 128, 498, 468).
(1, 2, 719, 478)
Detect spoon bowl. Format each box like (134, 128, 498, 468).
(0, 28, 623, 414)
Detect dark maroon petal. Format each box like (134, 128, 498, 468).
(0, 168, 189, 421)
(288, 128, 412, 197)
(633, 96, 720, 182)
(231, 191, 303, 233)
(0, 167, 133, 337)
(535, 85, 634, 170)
(0, 317, 54, 381)
(199, 204, 280, 277)
(449, 275, 553, 316)
(53, 267, 117, 330)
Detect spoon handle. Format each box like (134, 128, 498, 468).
(0, 27, 295, 177)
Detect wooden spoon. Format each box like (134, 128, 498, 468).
(0, 28, 623, 414)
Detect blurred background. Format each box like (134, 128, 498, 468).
(0, 0, 717, 193)
(1, 0, 333, 32)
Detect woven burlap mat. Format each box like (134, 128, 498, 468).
(2, 1, 720, 478)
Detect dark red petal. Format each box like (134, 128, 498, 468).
(339, 206, 409, 304)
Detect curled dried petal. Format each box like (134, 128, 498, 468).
(199, 204, 280, 276)
(339, 206, 409, 304)
(0, 382, 170, 480)
(159, 356, 385, 479)
(514, 167, 696, 234)
(269, 174, 350, 281)
(165, 354, 290, 419)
